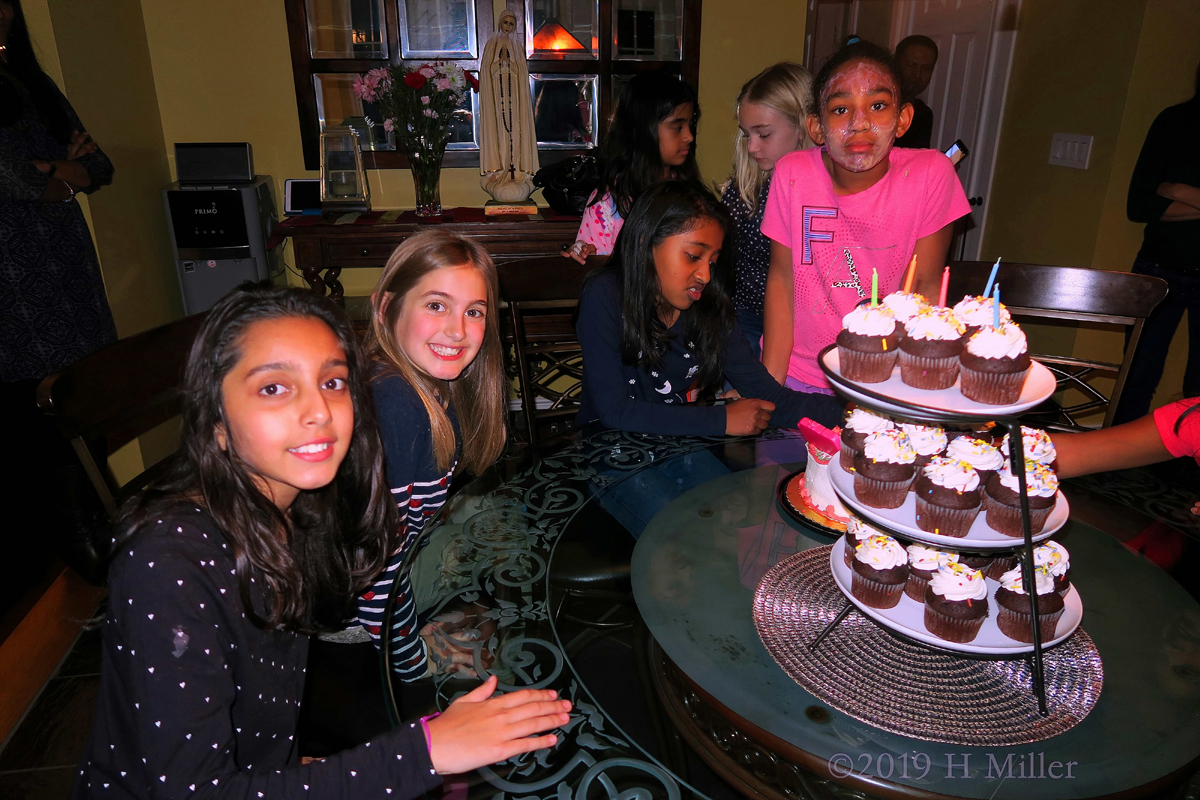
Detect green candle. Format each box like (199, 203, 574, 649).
(871, 269, 878, 307)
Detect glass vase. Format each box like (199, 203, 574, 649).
(405, 136, 445, 217)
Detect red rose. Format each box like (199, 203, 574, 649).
(464, 71, 479, 92)
(404, 71, 427, 90)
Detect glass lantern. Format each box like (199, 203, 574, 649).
(319, 126, 371, 213)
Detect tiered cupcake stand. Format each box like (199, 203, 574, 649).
(813, 343, 1077, 715)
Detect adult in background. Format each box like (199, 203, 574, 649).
(893, 34, 938, 149)
(0, 0, 116, 607)
(1115, 63, 1200, 424)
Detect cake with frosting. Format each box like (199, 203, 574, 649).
(904, 543, 959, 602)
(898, 306, 967, 389)
(923, 562, 990, 643)
(983, 459, 1059, 536)
(783, 420, 852, 532)
(1000, 426, 1057, 466)
(852, 429, 917, 509)
(850, 533, 910, 609)
(913, 457, 982, 538)
(837, 304, 899, 383)
(960, 323, 1031, 405)
(952, 294, 1012, 337)
(881, 290, 929, 338)
(944, 435, 1005, 481)
(995, 566, 1065, 643)
(840, 407, 894, 471)
(1034, 540, 1071, 596)
(898, 421, 948, 467)
(843, 515, 886, 567)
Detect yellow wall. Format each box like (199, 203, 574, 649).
(694, 0, 808, 186)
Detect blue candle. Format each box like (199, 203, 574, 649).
(992, 284, 1001, 328)
(984, 257, 1000, 297)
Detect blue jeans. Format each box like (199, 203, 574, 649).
(1113, 258, 1200, 424)
(736, 308, 764, 360)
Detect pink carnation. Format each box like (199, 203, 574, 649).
(352, 74, 377, 102)
(421, 96, 430, 105)
(383, 118, 394, 132)
(436, 78, 452, 92)
(419, 66, 436, 79)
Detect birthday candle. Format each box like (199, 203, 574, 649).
(993, 284, 1001, 328)
(938, 266, 950, 306)
(871, 269, 878, 306)
(903, 255, 917, 293)
(984, 257, 1000, 297)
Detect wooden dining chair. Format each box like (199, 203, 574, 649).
(497, 254, 608, 445)
(36, 312, 208, 581)
(947, 261, 1168, 430)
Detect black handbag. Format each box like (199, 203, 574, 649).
(532, 155, 599, 216)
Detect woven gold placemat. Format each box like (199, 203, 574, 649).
(753, 546, 1103, 746)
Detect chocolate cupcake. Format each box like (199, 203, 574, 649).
(952, 294, 1013, 339)
(852, 429, 918, 509)
(944, 436, 1005, 483)
(983, 460, 1059, 537)
(898, 421, 948, 468)
(837, 304, 899, 383)
(995, 566, 1065, 644)
(1034, 541, 1071, 596)
(905, 543, 959, 602)
(850, 534, 910, 609)
(985, 555, 1019, 581)
(840, 408, 894, 471)
(960, 323, 1032, 405)
(923, 563, 990, 643)
(913, 457, 982, 538)
(957, 553, 994, 573)
(843, 515, 886, 568)
(1000, 426, 1057, 468)
(899, 307, 967, 389)
(881, 291, 930, 339)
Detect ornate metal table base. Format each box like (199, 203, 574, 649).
(753, 547, 1103, 747)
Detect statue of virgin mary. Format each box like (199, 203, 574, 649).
(479, 9, 539, 202)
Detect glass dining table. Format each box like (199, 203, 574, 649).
(397, 428, 1200, 800)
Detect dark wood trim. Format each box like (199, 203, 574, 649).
(284, 0, 322, 171)
(681, 0, 702, 90)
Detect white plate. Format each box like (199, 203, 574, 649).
(828, 458, 1066, 549)
(820, 347, 1057, 420)
(829, 538, 1082, 655)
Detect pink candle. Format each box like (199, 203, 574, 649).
(938, 266, 950, 307)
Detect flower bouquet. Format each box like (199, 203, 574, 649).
(353, 63, 478, 216)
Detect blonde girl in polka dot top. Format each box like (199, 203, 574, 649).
(72, 286, 568, 800)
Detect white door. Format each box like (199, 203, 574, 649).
(891, 0, 1020, 260)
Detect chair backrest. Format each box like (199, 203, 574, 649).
(498, 255, 608, 444)
(948, 261, 1168, 429)
(36, 312, 208, 517)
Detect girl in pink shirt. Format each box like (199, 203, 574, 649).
(760, 41, 970, 392)
(565, 72, 701, 262)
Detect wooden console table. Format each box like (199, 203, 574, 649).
(272, 208, 582, 301)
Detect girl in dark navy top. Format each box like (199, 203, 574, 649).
(576, 180, 842, 436)
(73, 285, 567, 800)
(352, 230, 508, 680)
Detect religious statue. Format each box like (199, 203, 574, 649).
(479, 9, 539, 203)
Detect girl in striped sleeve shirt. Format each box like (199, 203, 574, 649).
(355, 229, 508, 680)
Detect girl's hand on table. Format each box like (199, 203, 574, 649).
(726, 398, 774, 436)
(426, 675, 571, 774)
(563, 241, 596, 264)
(1191, 501, 1199, 516)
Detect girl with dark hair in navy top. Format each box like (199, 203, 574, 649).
(575, 180, 842, 435)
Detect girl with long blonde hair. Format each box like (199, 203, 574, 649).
(721, 62, 814, 358)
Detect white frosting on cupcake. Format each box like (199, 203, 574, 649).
(899, 422, 948, 456)
(1034, 541, 1070, 577)
(953, 295, 1013, 329)
(905, 307, 966, 341)
(842, 305, 897, 337)
(862, 429, 917, 464)
(846, 515, 884, 541)
(997, 460, 1059, 498)
(928, 562, 988, 601)
(854, 533, 908, 570)
(965, 323, 1028, 360)
(1001, 427, 1057, 465)
(945, 437, 1005, 472)
(999, 566, 1056, 596)
(845, 408, 894, 434)
(882, 291, 929, 324)
(922, 457, 980, 493)
(907, 543, 959, 572)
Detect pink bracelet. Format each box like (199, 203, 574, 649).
(419, 711, 441, 753)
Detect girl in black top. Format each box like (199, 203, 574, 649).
(72, 285, 569, 800)
(575, 181, 842, 436)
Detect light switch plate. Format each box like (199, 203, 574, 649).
(1049, 133, 1093, 169)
